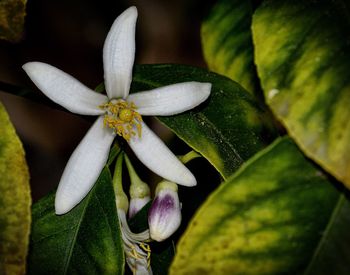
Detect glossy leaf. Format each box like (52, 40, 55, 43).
(28, 167, 124, 275)
(151, 241, 175, 275)
(252, 0, 350, 188)
(201, 0, 258, 94)
(132, 64, 278, 179)
(106, 143, 121, 166)
(305, 194, 350, 275)
(128, 201, 151, 233)
(0, 0, 26, 42)
(0, 102, 31, 274)
(170, 137, 350, 274)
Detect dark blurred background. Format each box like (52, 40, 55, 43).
(0, 0, 218, 202)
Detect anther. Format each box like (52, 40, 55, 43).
(99, 99, 142, 141)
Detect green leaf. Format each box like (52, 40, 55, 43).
(151, 241, 175, 275)
(0, 102, 31, 274)
(106, 143, 121, 166)
(132, 64, 278, 179)
(28, 167, 124, 275)
(252, 0, 350, 188)
(201, 0, 258, 95)
(305, 195, 350, 275)
(170, 137, 350, 274)
(128, 201, 151, 234)
(0, 0, 26, 42)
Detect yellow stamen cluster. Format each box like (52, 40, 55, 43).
(128, 242, 151, 273)
(100, 99, 142, 141)
(139, 242, 151, 268)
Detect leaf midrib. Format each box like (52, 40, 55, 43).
(195, 112, 244, 175)
(62, 189, 93, 274)
(303, 194, 344, 274)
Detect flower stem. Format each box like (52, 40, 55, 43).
(178, 150, 201, 164)
(124, 154, 142, 186)
(113, 152, 128, 211)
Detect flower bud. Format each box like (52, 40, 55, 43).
(113, 153, 129, 212)
(148, 181, 181, 242)
(129, 180, 151, 219)
(129, 196, 151, 219)
(125, 155, 151, 219)
(115, 192, 129, 213)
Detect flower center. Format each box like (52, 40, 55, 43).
(119, 108, 133, 122)
(100, 99, 142, 141)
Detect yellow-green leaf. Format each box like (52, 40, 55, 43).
(0, 0, 26, 42)
(201, 0, 258, 95)
(0, 102, 31, 274)
(252, 0, 350, 188)
(170, 137, 349, 274)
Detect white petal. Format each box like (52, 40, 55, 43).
(103, 6, 137, 99)
(55, 116, 115, 214)
(134, 264, 152, 275)
(127, 82, 212, 116)
(23, 62, 108, 115)
(128, 122, 196, 186)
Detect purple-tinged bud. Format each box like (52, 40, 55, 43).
(148, 181, 181, 242)
(128, 182, 151, 219)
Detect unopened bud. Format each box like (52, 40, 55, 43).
(113, 153, 129, 212)
(125, 154, 151, 219)
(148, 181, 181, 242)
(116, 192, 129, 213)
(129, 196, 151, 219)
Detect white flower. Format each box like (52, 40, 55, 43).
(148, 181, 181, 242)
(22, 6, 211, 215)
